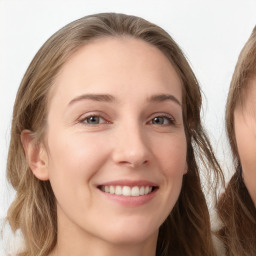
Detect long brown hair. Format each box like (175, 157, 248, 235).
(6, 13, 222, 256)
(217, 26, 256, 255)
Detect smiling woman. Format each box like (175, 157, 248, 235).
(5, 13, 222, 256)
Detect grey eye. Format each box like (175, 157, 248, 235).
(151, 116, 173, 125)
(152, 117, 165, 125)
(85, 116, 103, 124)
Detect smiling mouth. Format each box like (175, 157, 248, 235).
(98, 185, 158, 197)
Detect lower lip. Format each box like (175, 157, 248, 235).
(98, 188, 158, 207)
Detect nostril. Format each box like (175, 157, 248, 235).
(125, 159, 149, 168)
(142, 160, 149, 165)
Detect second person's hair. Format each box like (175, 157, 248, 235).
(217, 26, 256, 256)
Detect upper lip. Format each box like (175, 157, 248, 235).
(97, 179, 158, 187)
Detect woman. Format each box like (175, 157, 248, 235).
(217, 26, 256, 255)
(6, 13, 222, 256)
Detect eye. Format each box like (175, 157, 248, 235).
(81, 115, 106, 125)
(149, 115, 175, 125)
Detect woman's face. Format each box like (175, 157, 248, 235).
(41, 37, 187, 247)
(234, 78, 256, 205)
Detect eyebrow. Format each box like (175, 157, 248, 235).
(68, 93, 181, 107)
(148, 94, 182, 107)
(68, 94, 115, 106)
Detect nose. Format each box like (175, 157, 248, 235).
(111, 124, 150, 168)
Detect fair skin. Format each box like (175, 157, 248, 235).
(22, 37, 187, 256)
(234, 78, 256, 206)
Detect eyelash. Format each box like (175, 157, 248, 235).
(148, 114, 175, 126)
(79, 114, 110, 125)
(78, 113, 175, 126)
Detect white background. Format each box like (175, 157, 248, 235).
(0, 0, 256, 243)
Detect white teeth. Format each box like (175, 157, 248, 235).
(139, 186, 145, 195)
(131, 186, 140, 196)
(110, 186, 115, 194)
(100, 185, 154, 196)
(123, 186, 131, 196)
(115, 186, 122, 195)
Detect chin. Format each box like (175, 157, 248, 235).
(99, 218, 159, 245)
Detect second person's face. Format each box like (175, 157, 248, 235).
(234, 79, 256, 206)
(42, 37, 187, 248)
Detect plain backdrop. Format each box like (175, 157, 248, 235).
(0, 0, 256, 245)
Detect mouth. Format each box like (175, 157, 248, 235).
(98, 185, 158, 197)
(97, 181, 159, 206)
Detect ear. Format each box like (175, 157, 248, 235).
(21, 130, 49, 181)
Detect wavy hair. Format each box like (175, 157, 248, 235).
(217, 26, 256, 255)
(6, 13, 222, 256)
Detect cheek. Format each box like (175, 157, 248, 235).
(157, 134, 187, 175)
(156, 134, 186, 212)
(236, 121, 256, 168)
(151, 132, 187, 207)
(235, 117, 256, 203)
(45, 130, 110, 186)
(45, 130, 112, 216)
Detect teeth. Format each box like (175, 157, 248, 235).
(100, 185, 154, 196)
(131, 186, 140, 196)
(105, 186, 110, 193)
(115, 186, 122, 195)
(123, 186, 131, 196)
(110, 186, 115, 194)
(139, 186, 145, 195)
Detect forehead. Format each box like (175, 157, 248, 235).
(49, 36, 182, 106)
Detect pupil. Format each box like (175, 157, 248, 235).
(89, 116, 99, 123)
(153, 117, 163, 124)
